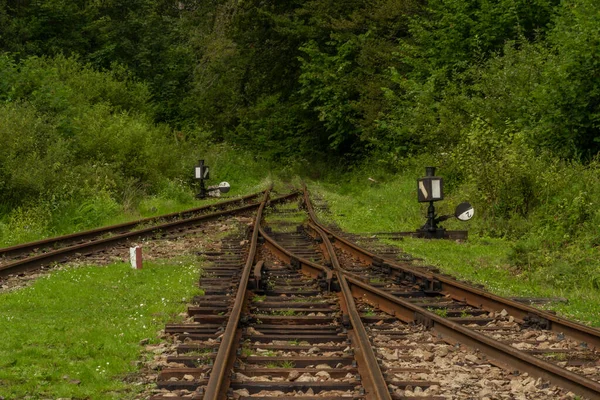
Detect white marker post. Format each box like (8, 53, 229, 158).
(130, 246, 143, 269)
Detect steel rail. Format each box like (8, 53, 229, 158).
(0, 192, 264, 259)
(301, 184, 600, 350)
(203, 189, 271, 400)
(258, 226, 333, 291)
(276, 214, 600, 399)
(0, 192, 299, 279)
(308, 222, 392, 400)
(344, 275, 600, 399)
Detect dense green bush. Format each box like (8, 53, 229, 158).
(0, 54, 198, 244)
(0, 54, 188, 204)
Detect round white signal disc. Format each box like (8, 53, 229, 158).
(219, 181, 231, 193)
(455, 202, 474, 221)
(457, 207, 474, 221)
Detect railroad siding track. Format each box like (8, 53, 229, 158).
(305, 217, 600, 348)
(0, 193, 262, 263)
(328, 242, 600, 378)
(300, 186, 600, 399)
(323, 232, 599, 383)
(0, 190, 300, 280)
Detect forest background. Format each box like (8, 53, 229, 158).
(0, 0, 599, 294)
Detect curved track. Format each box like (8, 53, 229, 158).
(300, 185, 600, 399)
(0, 190, 298, 279)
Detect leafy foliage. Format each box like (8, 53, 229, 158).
(0, 54, 200, 244)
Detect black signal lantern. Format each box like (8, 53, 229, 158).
(195, 159, 210, 181)
(195, 159, 210, 199)
(417, 166, 444, 202)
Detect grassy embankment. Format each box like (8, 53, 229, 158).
(0, 258, 202, 399)
(309, 173, 600, 328)
(0, 55, 278, 249)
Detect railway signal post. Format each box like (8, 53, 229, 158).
(195, 159, 210, 199)
(417, 166, 445, 238)
(194, 160, 232, 199)
(416, 166, 474, 239)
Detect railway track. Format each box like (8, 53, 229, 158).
(151, 189, 392, 400)
(299, 186, 600, 399)
(0, 189, 299, 279)
(148, 187, 600, 399)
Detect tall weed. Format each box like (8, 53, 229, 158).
(0, 206, 51, 246)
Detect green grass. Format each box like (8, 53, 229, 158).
(183, 348, 213, 356)
(279, 360, 295, 368)
(0, 261, 203, 399)
(264, 360, 295, 368)
(309, 180, 600, 327)
(240, 347, 254, 357)
(428, 308, 448, 318)
(398, 236, 600, 326)
(271, 309, 296, 316)
(545, 352, 568, 361)
(252, 295, 266, 302)
(363, 309, 376, 317)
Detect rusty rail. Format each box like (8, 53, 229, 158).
(308, 222, 392, 400)
(0, 192, 263, 260)
(344, 276, 600, 399)
(258, 226, 333, 291)
(202, 189, 271, 400)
